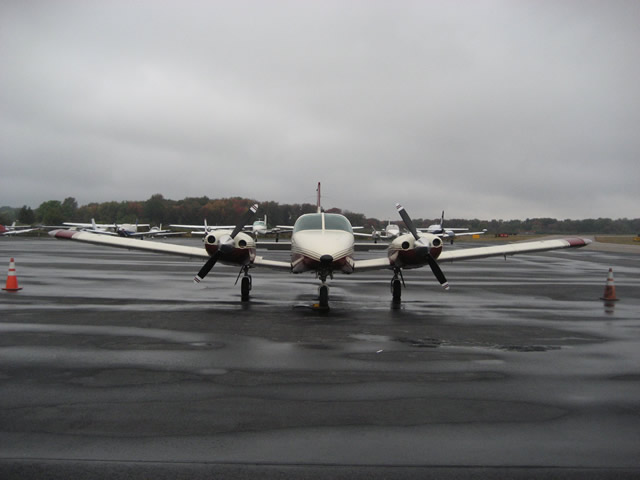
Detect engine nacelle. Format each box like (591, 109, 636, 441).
(388, 232, 443, 268)
(203, 231, 256, 265)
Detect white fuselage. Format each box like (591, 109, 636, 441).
(251, 220, 268, 236)
(290, 213, 355, 275)
(384, 223, 401, 238)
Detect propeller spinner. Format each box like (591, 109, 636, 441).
(193, 203, 258, 284)
(396, 203, 449, 290)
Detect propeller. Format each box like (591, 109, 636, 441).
(194, 203, 258, 284)
(396, 203, 449, 290)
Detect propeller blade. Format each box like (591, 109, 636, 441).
(426, 255, 449, 290)
(397, 203, 449, 290)
(396, 203, 420, 241)
(194, 252, 219, 283)
(230, 203, 259, 239)
(194, 204, 258, 284)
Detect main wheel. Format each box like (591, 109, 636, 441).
(391, 278, 402, 302)
(241, 276, 251, 301)
(319, 284, 329, 309)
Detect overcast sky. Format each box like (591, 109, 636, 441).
(1, 0, 638, 221)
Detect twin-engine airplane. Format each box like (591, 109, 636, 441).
(170, 216, 277, 238)
(50, 197, 591, 309)
(419, 211, 487, 244)
(62, 219, 179, 238)
(63, 219, 151, 237)
(354, 221, 402, 243)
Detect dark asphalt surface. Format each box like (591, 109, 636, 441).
(1, 237, 639, 479)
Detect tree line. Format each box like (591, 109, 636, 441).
(1, 195, 638, 235)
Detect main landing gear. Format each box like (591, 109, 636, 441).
(236, 265, 252, 302)
(391, 268, 405, 303)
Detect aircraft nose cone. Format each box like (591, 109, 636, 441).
(320, 254, 334, 264)
(219, 235, 235, 254)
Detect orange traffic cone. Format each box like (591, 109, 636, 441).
(600, 268, 618, 301)
(3, 258, 22, 291)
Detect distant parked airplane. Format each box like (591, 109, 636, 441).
(418, 211, 486, 244)
(0, 222, 39, 236)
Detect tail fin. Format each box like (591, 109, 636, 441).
(0, 225, 6, 234)
(316, 182, 322, 213)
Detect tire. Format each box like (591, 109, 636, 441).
(392, 279, 402, 301)
(241, 276, 251, 301)
(319, 285, 329, 308)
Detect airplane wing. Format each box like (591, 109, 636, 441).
(354, 242, 390, 251)
(438, 237, 590, 262)
(354, 237, 590, 272)
(145, 230, 187, 237)
(49, 229, 294, 268)
(255, 241, 292, 250)
(49, 229, 210, 259)
(253, 256, 291, 270)
(169, 224, 235, 229)
(118, 229, 186, 238)
(353, 257, 393, 271)
(1, 227, 40, 236)
(445, 230, 487, 238)
(63, 222, 116, 228)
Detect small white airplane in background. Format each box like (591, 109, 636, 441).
(50, 186, 591, 309)
(116, 224, 185, 239)
(249, 215, 289, 240)
(0, 222, 40, 236)
(354, 221, 402, 243)
(418, 211, 487, 244)
(170, 220, 241, 236)
(63, 219, 151, 237)
(172, 215, 285, 239)
(62, 219, 182, 239)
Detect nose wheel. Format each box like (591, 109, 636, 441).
(318, 283, 329, 309)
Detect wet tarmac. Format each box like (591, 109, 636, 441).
(1, 237, 639, 479)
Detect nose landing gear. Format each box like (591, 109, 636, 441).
(318, 283, 329, 309)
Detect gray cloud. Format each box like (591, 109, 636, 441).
(1, 0, 638, 220)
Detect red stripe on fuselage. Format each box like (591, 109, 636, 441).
(291, 253, 354, 274)
(52, 229, 78, 239)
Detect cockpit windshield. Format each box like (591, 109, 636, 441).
(324, 214, 353, 233)
(293, 213, 353, 234)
